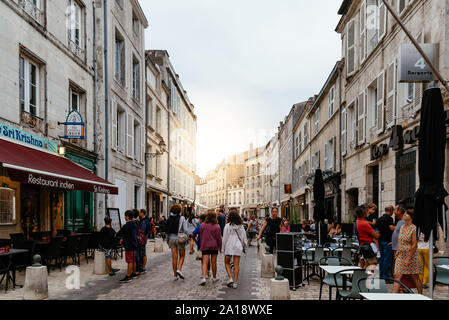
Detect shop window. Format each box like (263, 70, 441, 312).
(0, 188, 16, 225)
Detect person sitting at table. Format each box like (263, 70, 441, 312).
(299, 220, 311, 234)
(328, 222, 338, 238)
(281, 219, 290, 233)
(99, 217, 120, 276)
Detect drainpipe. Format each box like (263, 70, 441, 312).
(338, 65, 343, 223)
(103, 0, 109, 210)
(144, 56, 148, 214)
(92, 1, 97, 228)
(167, 75, 171, 218)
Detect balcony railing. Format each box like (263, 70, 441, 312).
(18, 0, 43, 24)
(68, 39, 85, 60)
(20, 110, 45, 133)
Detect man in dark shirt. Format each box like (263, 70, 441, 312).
(375, 205, 395, 278)
(99, 216, 120, 276)
(117, 210, 138, 283)
(217, 207, 227, 235)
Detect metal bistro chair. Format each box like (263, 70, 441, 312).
(41, 236, 64, 273)
(76, 234, 90, 264)
(434, 256, 449, 288)
(0, 255, 10, 292)
(318, 256, 353, 300)
(11, 239, 35, 288)
(61, 235, 80, 266)
(334, 268, 367, 300)
(304, 246, 327, 284)
(357, 276, 413, 297)
(331, 247, 354, 266)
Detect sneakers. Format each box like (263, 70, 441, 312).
(212, 277, 219, 283)
(199, 278, 206, 286)
(109, 272, 116, 277)
(173, 276, 179, 281)
(176, 270, 185, 279)
(233, 283, 238, 289)
(131, 273, 139, 279)
(112, 268, 120, 273)
(226, 279, 234, 288)
(120, 276, 132, 283)
(138, 268, 147, 274)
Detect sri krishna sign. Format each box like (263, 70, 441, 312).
(0, 121, 58, 153)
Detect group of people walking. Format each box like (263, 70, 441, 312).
(166, 204, 248, 288)
(355, 202, 430, 294)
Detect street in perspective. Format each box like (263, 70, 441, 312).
(1, 0, 449, 307)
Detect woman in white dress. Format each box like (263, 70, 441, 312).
(222, 208, 248, 289)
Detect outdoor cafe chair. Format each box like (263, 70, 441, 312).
(62, 235, 80, 266)
(31, 232, 43, 240)
(88, 232, 101, 258)
(57, 229, 71, 238)
(331, 247, 353, 266)
(0, 255, 10, 293)
(76, 234, 90, 264)
(434, 256, 449, 288)
(334, 269, 367, 300)
(9, 233, 24, 243)
(356, 276, 413, 296)
(304, 246, 326, 284)
(11, 240, 35, 288)
(0, 239, 11, 248)
(41, 236, 64, 273)
(318, 256, 353, 300)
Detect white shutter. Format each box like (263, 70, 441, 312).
(140, 125, 145, 165)
(376, 70, 385, 135)
(357, 91, 366, 145)
(414, 83, 423, 111)
(324, 141, 329, 170)
(378, 1, 387, 41)
(360, 0, 366, 64)
(347, 19, 356, 76)
(331, 137, 336, 171)
(111, 100, 117, 151)
(126, 113, 134, 158)
(342, 108, 347, 156)
(385, 60, 396, 128)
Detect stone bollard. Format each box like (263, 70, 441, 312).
(154, 239, 164, 253)
(258, 242, 266, 258)
(23, 255, 48, 300)
(93, 250, 108, 275)
(261, 245, 275, 278)
(270, 266, 290, 300)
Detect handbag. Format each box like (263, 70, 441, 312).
(360, 243, 376, 259)
(233, 227, 247, 254)
(177, 216, 189, 245)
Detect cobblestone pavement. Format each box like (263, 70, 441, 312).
(1, 239, 449, 300)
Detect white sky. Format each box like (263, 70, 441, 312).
(142, 0, 342, 177)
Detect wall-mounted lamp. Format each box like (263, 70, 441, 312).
(58, 146, 66, 156)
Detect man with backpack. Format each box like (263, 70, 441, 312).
(136, 209, 151, 274)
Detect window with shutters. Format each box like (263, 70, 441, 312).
(298, 132, 302, 155)
(19, 55, 40, 117)
(115, 31, 125, 86)
(67, 0, 84, 59)
(314, 108, 320, 135)
(360, 0, 386, 63)
(304, 123, 309, 146)
(156, 107, 161, 133)
(342, 108, 347, 156)
(328, 86, 335, 119)
(385, 60, 397, 127)
(324, 138, 335, 171)
(398, 0, 413, 15)
(126, 113, 134, 158)
(357, 91, 367, 145)
(346, 19, 356, 76)
(312, 151, 320, 171)
(132, 57, 140, 101)
(347, 102, 356, 148)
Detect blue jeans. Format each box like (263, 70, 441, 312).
(379, 241, 393, 278)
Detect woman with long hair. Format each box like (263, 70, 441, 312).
(257, 207, 282, 254)
(199, 210, 222, 286)
(184, 211, 199, 255)
(222, 209, 248, 289)
(166, 204, 187, 281)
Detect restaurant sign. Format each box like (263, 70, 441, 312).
(0, 121, 58, 153)
(63, 110, 85, 139)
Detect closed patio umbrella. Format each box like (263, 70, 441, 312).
(414, 87, 448, 298)
(313, 169, 326, 245)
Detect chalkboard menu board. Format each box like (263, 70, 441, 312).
(106, 208, 122, 232)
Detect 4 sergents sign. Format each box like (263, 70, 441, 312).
(398, 43, 439, 82)
(64, 110, 85, 139)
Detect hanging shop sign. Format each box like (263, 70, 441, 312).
(370, 143, 389, 161)
(0, 121, 58, 153)
(63, 110, 85, 139)
(398, 43, 439, 83)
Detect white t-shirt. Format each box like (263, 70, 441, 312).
(417, 232, 430, 250)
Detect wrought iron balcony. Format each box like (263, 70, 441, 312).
(18, 0, 43, 24)
(20, 110, 44, 132)
(68, 39, 85, 60)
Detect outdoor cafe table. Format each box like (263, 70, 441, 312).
(439, 265, 449, 270)
(361, 293, 432, 301)
(319, 265, 362, 292)
(0, 248, 29, 289)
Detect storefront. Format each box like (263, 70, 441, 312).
(293, 194, 308, 222)
(147, 186, 168, 221)
(323, 173, 341, 223)
(0, 136, 118, 239)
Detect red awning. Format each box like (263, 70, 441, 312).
(0, 138, 118, 195)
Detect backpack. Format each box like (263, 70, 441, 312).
(137, 219, 146, 246)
